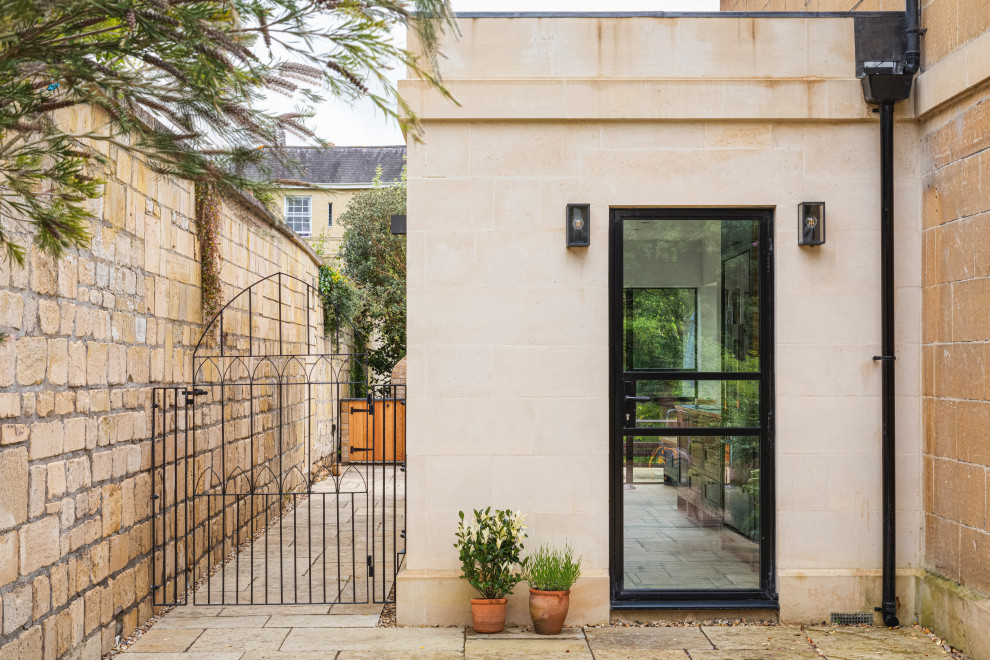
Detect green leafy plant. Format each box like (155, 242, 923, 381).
(454, 508, 527, 600)
(317, 263, 359, 349)
(523, 544, 582, 592)
(338, 165, 407, 383)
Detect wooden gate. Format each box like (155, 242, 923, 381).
(346, 387, 406, 463)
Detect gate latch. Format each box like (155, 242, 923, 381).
(367, 555, 374, 578)
(181, 388, 208, 404)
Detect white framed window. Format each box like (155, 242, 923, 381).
(284, 196, 312, 237)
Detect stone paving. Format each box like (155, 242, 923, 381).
(119, 621, 957, 659)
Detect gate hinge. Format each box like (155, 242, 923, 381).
(367, 555, 374, 578)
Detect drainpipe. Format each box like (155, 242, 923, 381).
(856, 0, 922, 628)
(877, 100, 898, 629)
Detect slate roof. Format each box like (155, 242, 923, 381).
(246, 146, 406, 185)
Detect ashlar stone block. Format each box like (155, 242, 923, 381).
(20, 516, 61, 575)
(16, 336, 47, 385)
(0, 448, 28, 531)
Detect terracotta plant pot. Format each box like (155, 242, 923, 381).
(470, 598, 508, 633)
(529, 588, 570, 635)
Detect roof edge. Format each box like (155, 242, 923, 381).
(453, 11, 903, 19)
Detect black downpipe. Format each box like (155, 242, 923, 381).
(905, 0, 921, 75)
(877, 101, 899, 628)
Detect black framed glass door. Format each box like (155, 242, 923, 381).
(609, 208, 777, 609)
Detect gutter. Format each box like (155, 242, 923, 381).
(854, 1, 922, 629)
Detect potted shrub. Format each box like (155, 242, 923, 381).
(454, 508, 527, 633)
(523, 544, 582, 635)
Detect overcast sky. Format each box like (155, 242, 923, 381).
(289, 0, 720, 147)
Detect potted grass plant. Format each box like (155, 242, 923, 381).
(454, 508, 528, 633)
(523, 544, 582, 635)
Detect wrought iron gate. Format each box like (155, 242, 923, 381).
(151, 273, 405, 607)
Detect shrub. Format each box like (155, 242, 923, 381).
(454, 508, 527, 599)
(523, 544, 582, 592)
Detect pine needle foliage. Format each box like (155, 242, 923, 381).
(0, 0, 455, 264)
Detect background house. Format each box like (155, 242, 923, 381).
(252, 145, 406, 258)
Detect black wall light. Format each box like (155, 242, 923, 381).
(798, 202, 825, 246)
(566, 204, 590, 247)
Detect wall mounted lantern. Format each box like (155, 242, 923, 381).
(798, 202, 825, 246)
(566, 204, 590, 247)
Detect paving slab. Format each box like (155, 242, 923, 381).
(465, 637, 592, 658)
(187, 628, 290, 653)
(701, 625, 812, 651)
(165, 606, 225, 617)
(153, 615, 271, 630)
(281, 627, 465, 652)
(690, 650, 822, 660)
(336, 653, 464, 660)
(219, 605, 332, 616)
(584, 627, 713, 651)
(465, 626, 585, 641)
(330, 602, 387, 615)
(120, 654, 242, 660)
(265, 614, 380, 627)
(590, 652, 689, 660)
(241, 652, 342, 660)
(125, 629, 206, 654)
(805, 626, 944, 659)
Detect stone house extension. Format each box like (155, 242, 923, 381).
(0, 106, 322, 659)
(400, 8, 990, 660)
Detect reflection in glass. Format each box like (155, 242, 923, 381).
(622, 436, 760, 591)
(620, 215, 763, 593)
(631, 380, 759, 429)
(622, 219, 759, 372)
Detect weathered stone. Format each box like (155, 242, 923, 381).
(0, 392, 21, 418)
(29, 421, 63, 460)
(0, 423, 28, 446)
(66, 457, 91, 493)
(0, 341, 13, 388)
(0, 531, 17, 587)
(35, 390, 54, 417)
(102, 484, 122, 535)
(47, 461, 67, 499)
(16, 336, 47, 385)
(86, 342, 108, 386)
(2, 582, 32, 634)
(2, 626, 42, 659)
(64, 417, 87, 453)
(585, 628, 713, 651)
(0, 447, 28, 530)
(48, 338, 68, 386)
(38, 299, 61, 335)
(32, 574, 50, 619)
(19, 516, 61, 575)
(65, 342, 86, 389)
(0, 290, 23, 330)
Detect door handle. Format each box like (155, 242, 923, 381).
(625, 396, 651, 403)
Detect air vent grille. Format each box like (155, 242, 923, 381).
(830, 612, 874, 626)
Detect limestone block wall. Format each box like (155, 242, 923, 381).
(399, 15, 922, 627)
(914, 8, 990, 659)
(720, 1, 905, 11)
(0, 106, 322, 659)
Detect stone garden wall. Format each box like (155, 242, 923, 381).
(0, 105, 322, 659)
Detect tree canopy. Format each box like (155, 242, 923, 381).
(0, 0, 454, 264)
(337, 165, 405, 383)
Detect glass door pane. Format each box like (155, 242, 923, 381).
(616, 212, 768, 599)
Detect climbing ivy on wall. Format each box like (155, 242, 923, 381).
(195, 183, 224, 341)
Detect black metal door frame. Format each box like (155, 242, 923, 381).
(608, 208, 778, 610)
